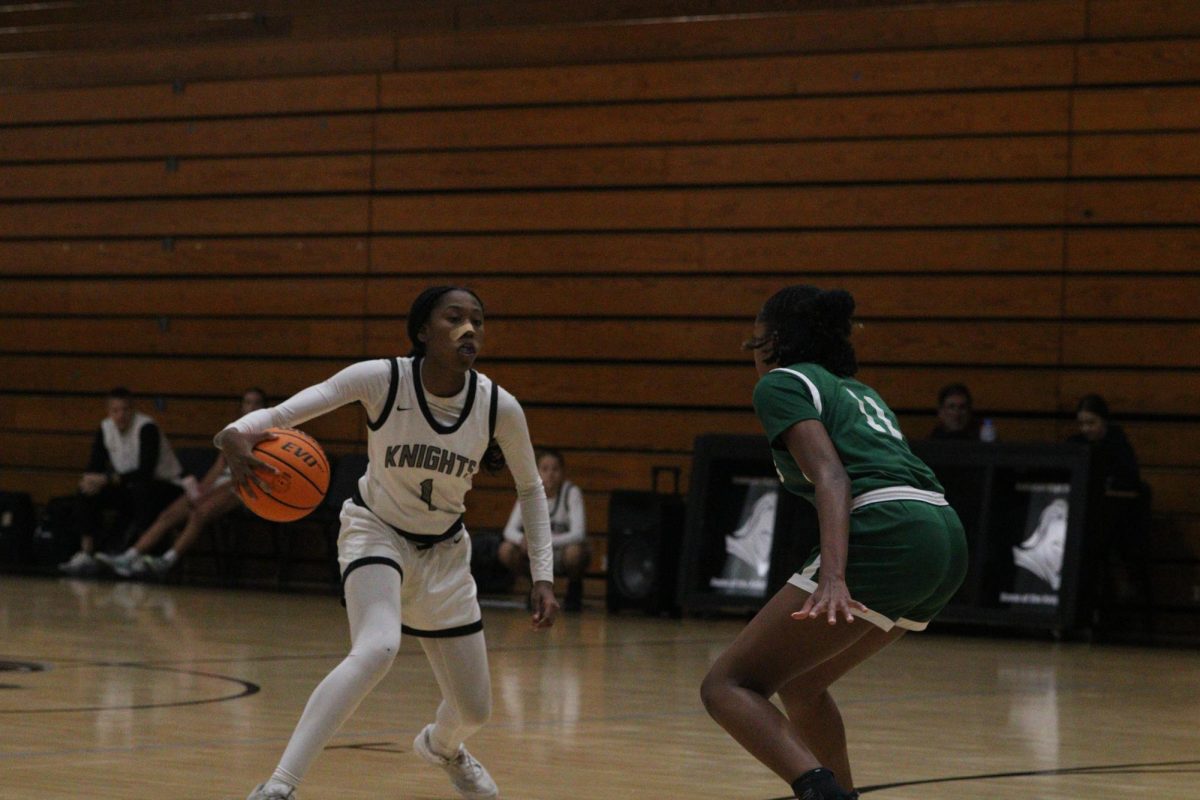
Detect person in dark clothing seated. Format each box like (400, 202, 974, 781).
(1068, 393, 1149, 608)
(1068, 394, 1140, 491)
(928, 383, 982, 440)
(58, 387, 185, 577)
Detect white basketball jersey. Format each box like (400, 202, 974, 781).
(358, 356, 498, 535)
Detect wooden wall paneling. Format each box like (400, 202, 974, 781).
(374, 91, 1071, 150)
(519, 407, 761, 453)
(1073, 87, 1200, 131)
(0, 317, 368, 358)
(0, 14, 291, 58)
(374, 137, 1071, 191)
(363, 275, 1066, 320)
(369, 230, 1064, 274)
(0, 355, 355, 397)
(370, 184, 1070, 232)
(1068, 181, 1200, 225)
(394, 2, 1085, 70)
(1059, 370, 1200, 415)
(0, 114, 376, 163)
(0, 155, 373, 200)
(1065, 277, 1200, 320)
(1077, 39, 1200, 85)
(1066, 229, 1200, 272)
(379, 45, 1075, 109)
(1, 74, 378, 125)
(1143, 469, 1200, 516)
(1072, 133, 1200, 177)
(0, 395, 365, 445)
(473, 451, 692, 495)
(0, 196, 370, 237)
(1087, 0, 1200, 39)
(1122, 423, 1200, 469)
(367, 319, 1064, 365)
(0, 238, 370, 277)
(0, 468, 77, 505)
(487, 363, 1063, 412)
(0, 278, 369, 316)
(0, 35, 394, 91)
(454, 1, 1086, 47)
(1061, 323, 1200, 367)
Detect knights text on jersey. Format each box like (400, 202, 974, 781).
(752, 363, 944, 503)
(358, 356, 497, 535)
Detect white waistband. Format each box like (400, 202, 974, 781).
(851, 486, 948, 511)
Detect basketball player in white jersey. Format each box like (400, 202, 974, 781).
(215, 287, 559, 800)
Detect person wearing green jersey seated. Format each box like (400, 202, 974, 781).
(700, 286, 968, 800)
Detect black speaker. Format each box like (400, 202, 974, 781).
(606, 490, 686, 616)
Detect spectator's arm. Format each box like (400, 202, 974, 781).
(124, 423, 160, 481)
(84, 428, 108, 473)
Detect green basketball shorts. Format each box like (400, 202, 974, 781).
(788, 500, 968, 632)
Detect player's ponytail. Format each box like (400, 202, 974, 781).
(750, 285, 858, 376)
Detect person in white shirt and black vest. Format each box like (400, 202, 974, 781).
(59, 387, 185, 577)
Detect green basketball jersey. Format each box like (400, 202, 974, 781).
(752, 363, 944, 504)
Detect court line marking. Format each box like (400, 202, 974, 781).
(0, 663, 258, 714)
(763, 759, 1200, 798)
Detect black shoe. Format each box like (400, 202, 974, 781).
(564, 577, 584, 612)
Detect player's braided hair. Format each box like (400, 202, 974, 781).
(406, 285, 506, 474)
(748, 285, 858, 377)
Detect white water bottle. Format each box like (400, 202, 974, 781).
(979, 418, 997, 443)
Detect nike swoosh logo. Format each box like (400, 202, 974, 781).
(396, 405, 411, 411)
(452, 535, 463, 545)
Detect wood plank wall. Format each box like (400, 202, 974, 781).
(1, 0, 1198, 632)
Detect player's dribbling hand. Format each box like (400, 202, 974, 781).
(530, 580, 559, 631)
(215, 428, 279, 499)
(792, 576, 867, 625)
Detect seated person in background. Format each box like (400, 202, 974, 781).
(498, 448, 590, 611)
(97, 388, 268, 579)
(928, 382, 984, 440)
(1068, 393, 1140, 492)
(1068, 393, 1147, 604)
(59, 387, 185, 577)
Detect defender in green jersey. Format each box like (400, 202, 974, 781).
(701, 286, 967, 800)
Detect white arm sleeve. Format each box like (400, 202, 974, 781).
(501, 500, 524, 546)
(217, 360, 392, 440)
(551, 483, 587, 548)
(494, 388, 553, 584)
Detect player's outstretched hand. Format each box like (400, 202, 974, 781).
(214, 428, 279, 499)
(791, 576, 867, 625)
(530, 580, 560, 631)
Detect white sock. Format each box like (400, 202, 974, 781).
(122, 547, 138, 559)
(263, 776, 295, 795)
(162, 549, 178, 564)
(420, 632, 492, 757)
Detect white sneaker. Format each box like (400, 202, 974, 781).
(246, 782, 295, 800)
(95, 551, 137, 578)
(413, 724, 499, 800)
(130, 554, 172, 579)
(58, 551, 99, 577)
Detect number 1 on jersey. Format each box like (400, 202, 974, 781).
(419, 478, 437, 511)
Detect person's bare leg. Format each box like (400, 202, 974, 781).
(700, 584, 871, 783)
(132, 493, 191, 553)
(776, 626, 906, 791)
(170, 486, 240, 558)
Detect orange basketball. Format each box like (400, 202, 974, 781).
(236, 427, 330, 522)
